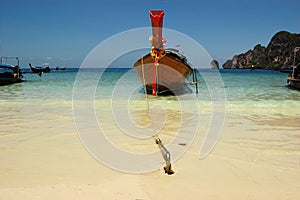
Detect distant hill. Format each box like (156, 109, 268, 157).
(223, 31, 300, 70)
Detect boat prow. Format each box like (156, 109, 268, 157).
(133, 10, 196, 96)
(134, 48, 193, 95)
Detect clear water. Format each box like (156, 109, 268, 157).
(0, 68, 298, 139)
(1, 68, 299, 109)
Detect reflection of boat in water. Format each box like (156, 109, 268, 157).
(0, 57, 23, 86)
(133, 10, 197, 96)
(287, 47, 300, 90)
(29, 63, 51, 76)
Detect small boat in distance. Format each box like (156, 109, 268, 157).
(0, 56, 23, 85)
(133, 10, 196, 96)
(29, 63, 51, 76)
(55, 66, 66, 71)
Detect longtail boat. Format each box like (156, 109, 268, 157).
(29, 63, 51, 76)
(133, 10, 196, 96)
(0, 57, 23, 86)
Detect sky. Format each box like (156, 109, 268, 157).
(0, 0, 300, 68)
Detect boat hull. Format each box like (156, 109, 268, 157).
(287, 77, 300, 90)
(0, 74, 23, 86)
(134, 51, 193, 95)
(29, 64, 51, 75)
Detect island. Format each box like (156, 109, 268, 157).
(223, 31, 300, 71)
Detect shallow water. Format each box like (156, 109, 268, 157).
(1, 68, 299, 146)
(0, 68, 299, 189)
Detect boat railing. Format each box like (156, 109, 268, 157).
(0, 57, 23, 79)
(0, 56, 19, 66)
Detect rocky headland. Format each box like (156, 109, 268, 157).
(223, 31, 300, 70)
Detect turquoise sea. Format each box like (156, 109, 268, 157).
(1, 68, 299, 137)
(1, 68, 299, 135)
(1, 68, 299, 106)
(1, 67, 299, 143)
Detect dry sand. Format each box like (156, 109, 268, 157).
(1, 103, 300, 200)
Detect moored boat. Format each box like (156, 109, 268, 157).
(287, 64, 300, 90)
(287, 76, 300, 89)
(0, 57, 23, 85)
(133, 10, 195, 96)
(29, 63, 51, 76)
(287, 47, 300, 90)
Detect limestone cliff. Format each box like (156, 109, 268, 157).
(223, 31, 300, 70)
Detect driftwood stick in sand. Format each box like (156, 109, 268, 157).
(155, 138, 174, 175)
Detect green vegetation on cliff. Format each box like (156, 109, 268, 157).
(223, 31, 300, 70)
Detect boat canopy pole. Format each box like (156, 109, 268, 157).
(192, 67, 199, 93)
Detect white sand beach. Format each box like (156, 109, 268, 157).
(1, 99, 300, 200)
